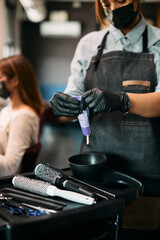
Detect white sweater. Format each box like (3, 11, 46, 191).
(0, 106, 39, 177)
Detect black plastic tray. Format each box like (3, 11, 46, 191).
(66, 169, 143, 206)
(0, 172, 125, 240)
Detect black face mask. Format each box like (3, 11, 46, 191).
(0, 82, 10, 99)
(112, 2, 138, 30)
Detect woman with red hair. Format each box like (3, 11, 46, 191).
(0, 55, 44, 177)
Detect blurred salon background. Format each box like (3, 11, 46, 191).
(0, 0, 159, 169)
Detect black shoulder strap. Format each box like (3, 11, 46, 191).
(94, 31, 109, 68)
(142, 26, 148, 53)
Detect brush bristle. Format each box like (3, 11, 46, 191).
(12, 175, 51, 196)
(34, 163, 65, 184)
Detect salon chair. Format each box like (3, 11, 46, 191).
(39, 101, 57, 139)
(20, 142, 42, 173)
(21, 101, 57, 173)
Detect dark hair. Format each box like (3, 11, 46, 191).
(95, 0, 142, 26)
(0, 54, 44, 116)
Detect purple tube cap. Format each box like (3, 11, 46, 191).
(72, 95, 82, 101)
(82, 126, 91, 136)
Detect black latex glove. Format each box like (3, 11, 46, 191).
(50, 92, 82, 117)
(82, 88, 130, 114)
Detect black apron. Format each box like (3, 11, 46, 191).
(81, 27, 160, 192)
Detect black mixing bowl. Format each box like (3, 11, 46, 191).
(68, 152, 107, 180)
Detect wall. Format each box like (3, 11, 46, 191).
(156, 3, 160, 28)
(0, 0, 6, 58)
(141, 2, 160, 26)
(21, 1, 97, 101)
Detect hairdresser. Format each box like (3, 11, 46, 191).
(50, 0, 160, 185)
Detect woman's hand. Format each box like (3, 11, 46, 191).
(82, 88, 130, 114)
(50, 92, 82, 117)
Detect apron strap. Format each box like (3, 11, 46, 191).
(142, 26, 148, 53)
(94, 31, 109, 68)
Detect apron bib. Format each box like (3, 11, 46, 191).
(81, 27, 160, 180)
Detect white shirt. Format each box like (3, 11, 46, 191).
(0, 106, 39, 177)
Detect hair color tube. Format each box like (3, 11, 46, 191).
(72, 95, 91, 145)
